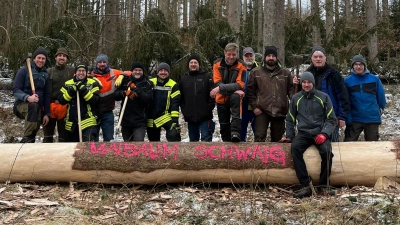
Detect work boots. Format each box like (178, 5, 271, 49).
(318, 186, 336, 196)
(231, 132, 240, 142)
(293, 186, 312, 198)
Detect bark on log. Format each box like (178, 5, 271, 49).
(0, 141, 399, 186)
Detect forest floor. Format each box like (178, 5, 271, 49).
(0, 84, 399, 224)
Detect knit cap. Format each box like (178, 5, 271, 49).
(300, 72, 315, 86)
(131, 61, 144, 71)
(157, 62, 170, 73)
(351, 54, 367, 68)
(33, 47, 48, 59)
(95, 54, 109, 64)
(264, 46, 277, 57)
(311, 46, 326, 56)
(188, 54, 201, 65)
(75, 62, 88, 73)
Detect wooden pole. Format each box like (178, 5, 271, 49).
(0, 141, 399, 186)
(26, 53, 36, 95)
(76, 90, 82, 142)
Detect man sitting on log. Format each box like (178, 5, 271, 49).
(280, 72, 337, 198)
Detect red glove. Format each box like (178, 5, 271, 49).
(315, 133, 327, 145)
(279, 137, 292, 143)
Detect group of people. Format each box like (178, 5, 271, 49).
(13, 44, 386, 198)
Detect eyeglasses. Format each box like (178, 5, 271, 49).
(353, 63, 364, 67)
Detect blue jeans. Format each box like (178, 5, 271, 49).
(188, 120, 215, 142)
(240, 109, 255, 142)
(94, 111, 114, 142)
(330, 125, 340, 142)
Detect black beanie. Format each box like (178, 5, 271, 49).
(33, 47, 48, 59)
(75, 62, 88, 73)
(131, 61, 144, 71)
(188, 54, 201, 65)
(264, 46, 277, 57)
(311, 46, 326, 56)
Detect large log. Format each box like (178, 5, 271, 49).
(0, 141, 399, 186)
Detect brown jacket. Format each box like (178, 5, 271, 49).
(247, 65, 294, 117)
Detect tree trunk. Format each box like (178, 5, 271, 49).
(189, 0, 196, 26)
(257, 0, 263, 53)
(227, 0, 241, 38)
(1, 142, 399, 186)
(311, 0, 321, 46)
(365, 0, 379, 64)
(382, 0, 389, 18)
(264, 0, 285, 65)
(326, 0, 333, 43)
(344, 0, 351, 24)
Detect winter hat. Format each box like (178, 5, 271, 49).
(75, 62, 88, 73)
(264, 46, 277, 57)
(300, 71, 315, 86)
(54, 47, 69, 59)
(33, 47, 48, 59)
(188, 54, 201, 65)
(311, 46, 326, 56)
(243, 47, 255, 56)
(157, 62, 170, 73)
(95, 54, 109, 64)
(351, 54, 367, 68)
(131, 61, 144, 71)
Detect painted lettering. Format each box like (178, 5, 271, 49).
(123, 143, 136, 157)
(162, 144, 179, 161)
(269, 146, 286, 166)
(194, 145, 207, 159)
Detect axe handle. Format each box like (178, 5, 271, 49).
(117, 87, 130, 129)
(76, 90, 83, 142)
(26, 57, 36, 95)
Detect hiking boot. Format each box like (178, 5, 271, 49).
(231, 132, 241, 142)
(293, 186, 312, 198)
(318, 187, 336, 196)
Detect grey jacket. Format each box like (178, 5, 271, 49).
(286, 88, 337, 139)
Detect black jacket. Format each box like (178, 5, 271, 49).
(115, 75, 154, 128)
(179, 69, 215, 122)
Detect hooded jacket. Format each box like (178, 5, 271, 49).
(179, 69, 215, 122)
(286, 87, 337, 139)
(115, 75, 154, 128)
(344, 68, 386, 124)
(247, 64, 294, 117)
(13, 61, 50, 116)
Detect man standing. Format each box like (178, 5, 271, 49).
(293, 46, 349, 142)
(210, 43, 246, 142)
(147, 62, 181, 142)
(59, 63, 100, 142)
(247, 46, 294, 142)
(43, 47, 75, 143)
(179, 54, 215, 142)
(115, 62, 154, 141)
(240, 47, 258, 142)
(344, 55, 386, 141)
(281, 72, 337, 198)
(13, 47, 50, 143)
(90, 54, 130, 142)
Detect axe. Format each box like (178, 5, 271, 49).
(26, 53, 36, 95)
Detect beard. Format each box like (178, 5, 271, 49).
(245, 60, 254, 67)
(266, 60, 276, 67)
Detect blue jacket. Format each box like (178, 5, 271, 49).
(13, 61, 50, 116)
(306, 64, 349, 121)
(344, 69, 386, 124)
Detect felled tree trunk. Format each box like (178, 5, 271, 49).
(0, 141, 399, 186)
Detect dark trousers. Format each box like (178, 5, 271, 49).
(43, 116, 67, 143)
(187, 120, 215, 142)
(147, 120, 181, 142)
(67, 126, 97, 142)
(291, 133, 334, 187)
(344, 122, 380, 141)
(254, 113, 285, 142)
(240, 109, 255, 142)
(217, 93, 241, 142)
(15, 102, 41, 139)
(122, 126, 146, 142)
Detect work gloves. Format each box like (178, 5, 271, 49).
(125, 89, 137, 100)
(279, 137, 292, 143)
(314, 133, 327, 145)
(115, 71, 132, 87)
(67, 85, 77, 98)
(75, 81, 89, 96)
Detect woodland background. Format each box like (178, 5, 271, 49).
(0, 0, 400, 81)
